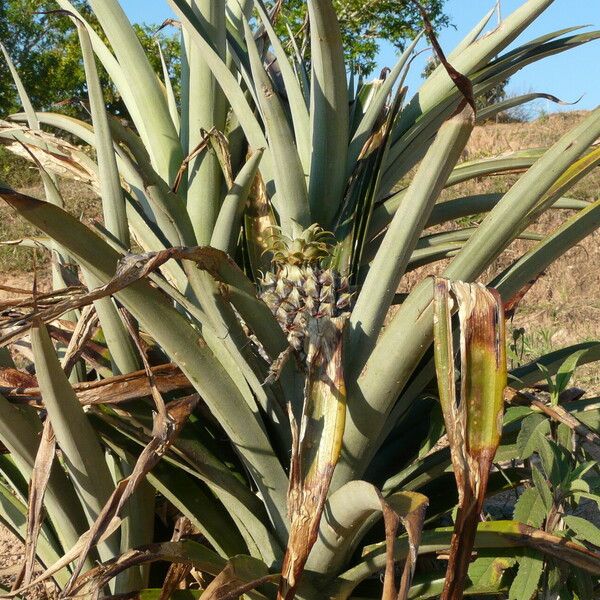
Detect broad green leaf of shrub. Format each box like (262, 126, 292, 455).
(509, 549, 544, 600)
(564, 515, 600, 548)
(513, 487, 546, 528)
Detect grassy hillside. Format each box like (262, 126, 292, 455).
(0, 111, 599, 391)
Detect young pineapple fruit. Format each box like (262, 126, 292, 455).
(259, 225, 352, 357)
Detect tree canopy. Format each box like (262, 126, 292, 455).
(0, 0, 179, 117)
(0, 0, 447, 117)
(269, 0, 448, 75)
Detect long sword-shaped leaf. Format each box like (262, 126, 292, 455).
(335, 105, 600, 491)
(7, 112, 189, 289)
(53, 0, 147, 147)
(348, 103, 474, 373)
(493, 198, 600, 305)
(0, 190, 290, 543)
(446, 5, 497, 60)
(476, 91, 579, 123)
(84, 0, 183, 184)
(253, 0, 310, 175)
(211, 148, 264, 254)
(307, 480, 427, 584)
(0, 45, 75, 292)
(377, 148, 545, 229)
(0, 394, 88, 563)
(307, 0, 349, 227)
(30, 323, 119, 562)
(330, 520, 600, 599)
(433, 279, 506, 600)
(445, 107, 600, 282)
(95, 413, 282, 566)
(157, 41, 180, 133)
(242, 17, 310, 236)
(72, 18, 141, 378)
(74, 17, 129, 247)
(22, 147, 138, 377)
(391, 0, 554, 145)
(347, 33, 423, 173)
(382, 28, 600, 193)
(0, 480, 70, 587)
(185, 0, 227, 245)
(168, 0, 268, 161)
(0, 42, 38, 127)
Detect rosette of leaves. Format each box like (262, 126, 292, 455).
(0, 0, 599, 598)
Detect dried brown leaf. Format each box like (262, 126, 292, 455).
(433, 278, 506, 600)
(0, 239, 239, 346)
(64, 395, 198, 596)
(0, 363, 191, 407)
(18, 420, 56, 587)
(158, 517, 194, 600)
(201, 556, 275, 600)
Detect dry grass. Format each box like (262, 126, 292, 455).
(0, 146, 101, 274)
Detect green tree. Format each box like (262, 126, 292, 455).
(269, 0, 448, 75)
(0, 0, 179, 117)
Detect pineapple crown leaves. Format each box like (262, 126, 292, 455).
(264, 224, 336, 268)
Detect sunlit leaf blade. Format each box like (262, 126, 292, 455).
(445, 108, 600, 284)
(253, 0, 310, 175)
(347, 103, 474, 389)
(476, 91, 579, 123)
(307, 0, 349, 227)
(168, 0, 268, 160)
(242, 17, 310, 235)
(211, 148, 264, 254)
(30, 323, 119, 562)
(185, 0, 227, 246)
(73, 16, 129, 247)
(347, 32, 422, 173)
(157, 40, 180, 132)
(340, 106, 600, 492)
(83, 0, 183, 184)
(0, 45, 76, 291)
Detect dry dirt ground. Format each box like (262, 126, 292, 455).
(0, 111, 598, 594)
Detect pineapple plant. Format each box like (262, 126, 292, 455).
(0, 0, 599, 598)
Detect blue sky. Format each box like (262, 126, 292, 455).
(122, 0, 600, 113)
